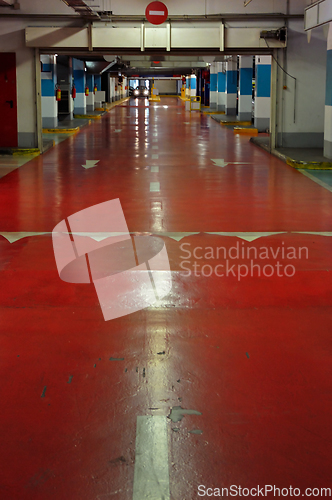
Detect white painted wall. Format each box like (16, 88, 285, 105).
(275, 21, 327, 147)
(0, 22, 38, 147)
(153, 80, 178, 94)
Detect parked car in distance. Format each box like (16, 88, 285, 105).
(133, 86, 149, 98)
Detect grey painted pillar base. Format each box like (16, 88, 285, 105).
(69, 111, 74, 120)
(86, 104, 94, 112)
(324, 140, 332, 159)
(217, 104, 225, 112)
(74, 107, 86, 115)
(18, 132, 37, 148)
(254, 117, 270, 132)
(225, 107, 236, 116)
(238, 112, 252, 122)
(42, 117, 58, 128)
(276, 132, 324, 148)
(209, 102, 217, 109)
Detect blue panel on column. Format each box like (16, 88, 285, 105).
(73, 69, 85, 93)
(218, 72, 226, 92)
(226, 71, 237, 94)
(86, 74, 93, 89)
(239, 67, 252, 96)
(41, 79, 55, 97)
(42, 64, 52, 72)
(191, 77, 196, 90)
(326, 50, 332, 106)
(210, 73, 217, 92)
(256, 65, 271, 97)
(94, 75, 101, 91)
(186, 79, 189, 89)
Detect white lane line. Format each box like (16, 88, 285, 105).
(298, 169, 332, 193)
(153, 133, 158, 137)
(152, 154, 159, 159)
(133, 416, 170, 500)
(152, 146, 159, 150)
(151, 166, 159, 173)
(4, 231, 332, 244)
(0, 232, 51, 243)
(114, 129, 122, 133)
(150, 182, 160, 192)
(152, 138, 158, 142)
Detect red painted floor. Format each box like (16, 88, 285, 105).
(0, 97, 332, 499)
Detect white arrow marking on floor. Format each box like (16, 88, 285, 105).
(211, 159, 229, 167)
(133, 416, 170, 500)
(184, 122, 190, 125)
(82, 160, 100, 169)
(211, 159, 253, 168)
(114, 129, 122, 133)
(151, 166, 159, 173)
(152, 146, 159, 150)
(152, 154, 159, 160)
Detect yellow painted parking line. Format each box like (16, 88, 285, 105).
(286, 159, 332, 170)
(74, 114, 102, 120)
(220, 120, 252, 126)
(13, 149, 40, 156)
(43, 128, 79, 134)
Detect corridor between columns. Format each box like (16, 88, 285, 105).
(0, 98, 332, 499)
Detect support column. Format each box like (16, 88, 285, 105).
(94, 74, 101, 92)
(73, 58, 86, 115)
(93, 74, 104, 109)
(17, 47, 39, 148)
(324, 23, 332, 158)
(186, 76, 190, 98)
(225, 58, 237, 116)
(217, 62, 226, 112)
(190, 74, 196, 97)
(41, 55, 57, 128)
(254, 55, 271, 132)
(86, 74, 94, 112)
(238, 56, 253, 122)
(210, 63, 217, 109)
(68, 57, 74, 120)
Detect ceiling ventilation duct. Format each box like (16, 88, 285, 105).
(61, 0, 99, 18)
(0, 0, 20, 8)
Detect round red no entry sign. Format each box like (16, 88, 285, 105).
(145, 1, 168, 25)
